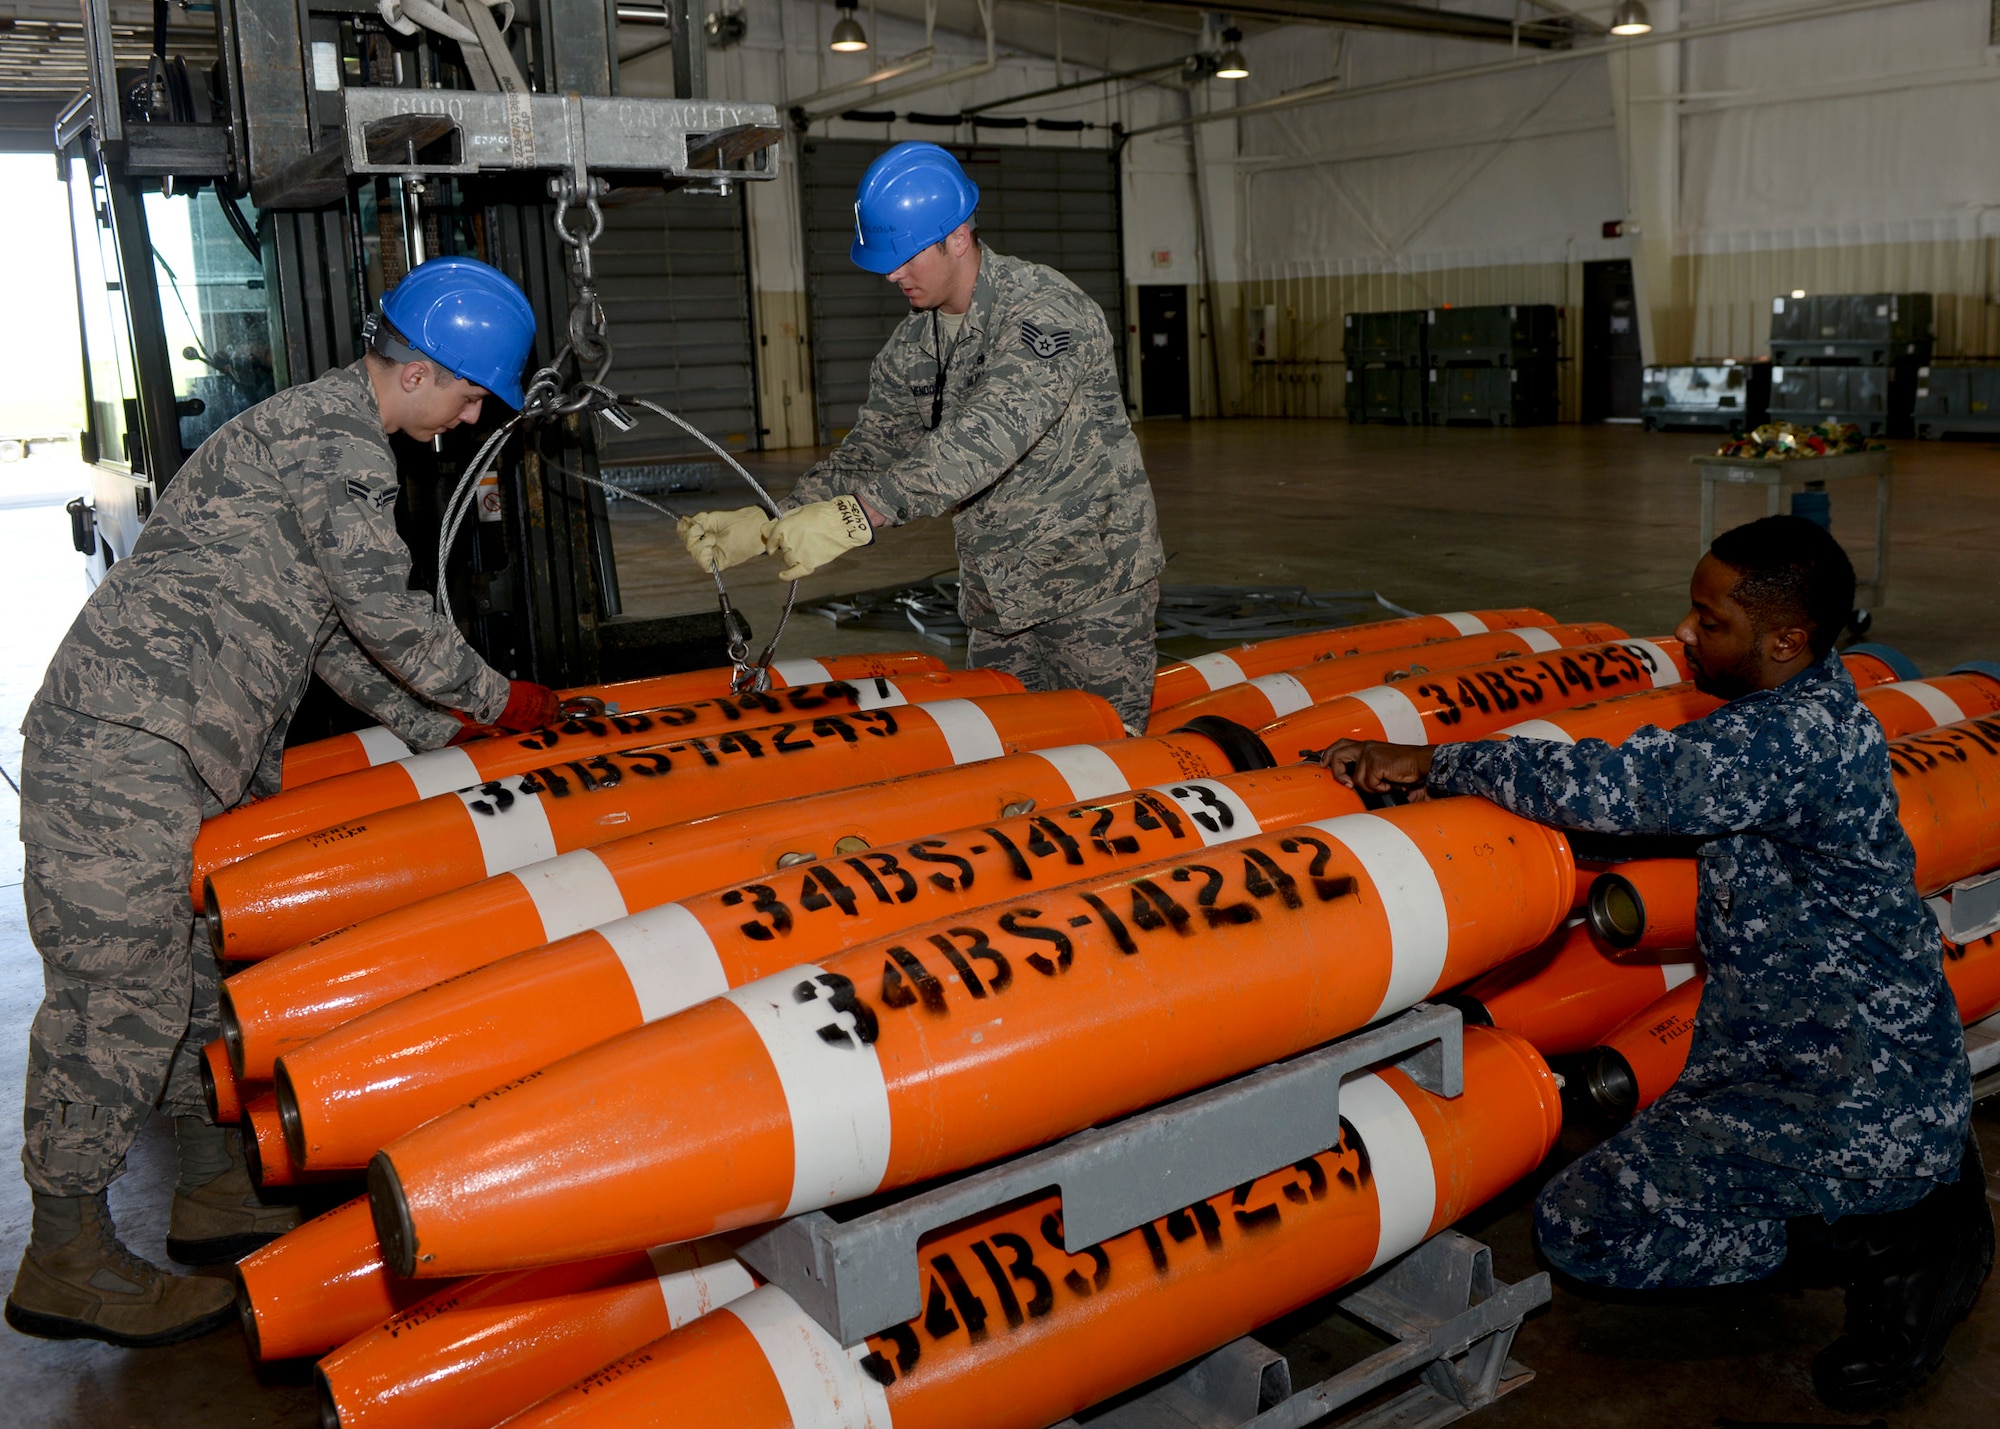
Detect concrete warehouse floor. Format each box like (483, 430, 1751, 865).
(0, 423, 1995, 1426)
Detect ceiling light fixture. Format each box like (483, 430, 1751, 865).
(1609, 0, 1652, 35)
(829, 0, 869, 52)
(1216, 26, 1249, 79)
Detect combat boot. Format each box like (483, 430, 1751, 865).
(5, 1190, 236, 1347)
(166, 1115, 300, 1264)
(1812, 1133, 1995, 1410)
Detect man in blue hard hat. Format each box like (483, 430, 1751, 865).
(680, 142, 1164, 731)
(6, 255, 564, 1348)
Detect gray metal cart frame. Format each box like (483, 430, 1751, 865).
(1692, 451, 1892, 608)
(736, 1005, 1551, 1429)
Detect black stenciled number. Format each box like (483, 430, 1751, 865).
(1079, 891, 1138, 954)
(922, 1255, 989, 1344)
(1074, 807, 1135, 858)
(811, 716, 858, 746)
(716, 731, 765, 760)
(1038, 1211, 1111, 1296)
(1416, 682, 1461, 727)
(880, 944, 948, 1013)
(848, 851, 917, 904)
(999, 907, 1073, 975)
(1278, 834, 1359, 903)
(984, 826, 1032, 881)
(626, 751, 671, 778)
(1164, 1199, 1224, 1251)
(720, 883, 792, 941)
(797, 865, 858, 917)
(792, 971, 878, 1048)
(972, 1234, 1054, 1327)
(1129, 789, 1186, 839)
(769, 722, 815, 754)
(908, 839, 976, 894)
(514, 768, 566, 798)
(860, 1324, 920, 1386)
(685, 737, 722, 768)
(1241, 848, 1304, 910)
(1127, 878, 1192, 935)
(464, 780, 516, 816)
(928, 927, 1012, 996)
(1028, 815, 1086, 865)
(854, 709, 898, 738)
(1286, 1155, 1330, 1203)
(1169, 864, 1257, 927)
(1169, 783, 1235, 835)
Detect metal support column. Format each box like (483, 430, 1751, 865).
(671, 0, 708, 99)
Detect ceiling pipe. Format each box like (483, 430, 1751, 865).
(1123, 0, 1943, 138)
(958, 52, 1192, 115)
(1130, 0, 1576, 48)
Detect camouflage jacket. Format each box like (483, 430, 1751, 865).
(27, 360, 509, 807)
(786, 246, 1162, 634)
(1432, 649, 1970, 1187)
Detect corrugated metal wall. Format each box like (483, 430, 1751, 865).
(589, 188, 761, 462)
(799, 138, 1125, 443)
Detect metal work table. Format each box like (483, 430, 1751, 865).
(1692, 450, 1892, 607)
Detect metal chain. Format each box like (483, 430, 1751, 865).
(432, 184, 793, 693)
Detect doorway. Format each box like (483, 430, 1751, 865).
(1582, 259, 1643, 422)
(1138, 285, 1190, 418)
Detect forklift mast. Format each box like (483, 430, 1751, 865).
(54, 0, 780, 694)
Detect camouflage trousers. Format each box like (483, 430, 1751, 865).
(18, 705, 224, 1197)
(1535, 1094, 1947, 1291)
(967, 579, 1158, 734)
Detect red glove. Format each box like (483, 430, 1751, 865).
(494, 680, 563, 734)
(446, 712, 503, 746)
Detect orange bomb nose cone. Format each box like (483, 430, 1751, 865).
(236, 1195, 461, 1362)
(274, 764, 1364, 1170)
(1585, 858, 1699, 953)
(315, 1242, 756, 1429)
(368, 799, 1572, 1278)
(1457, 916, 1700, 1059)
(492, 1026, 1560, 1429)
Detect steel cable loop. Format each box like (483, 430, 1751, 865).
(432, 190, 793, 690)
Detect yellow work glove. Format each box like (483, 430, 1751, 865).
(762, 495, 875, 581)
(676, 506, 769, 573)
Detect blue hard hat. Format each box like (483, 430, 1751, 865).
(849, 142, 980, 275)
(377, 256, 537, 409)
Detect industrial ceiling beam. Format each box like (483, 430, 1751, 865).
(1120, 0, 1575, 47)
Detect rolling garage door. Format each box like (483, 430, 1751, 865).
(589, 188, 760, 464)
(800, 139, 1125, 443)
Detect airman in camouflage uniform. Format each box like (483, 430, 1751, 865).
(9, 256, 552, 1348)
(681, 144, 1162, 732)
(782, 243, 1163, 730)
(1321, 516, 1991, 1410)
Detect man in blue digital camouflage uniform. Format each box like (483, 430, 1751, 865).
(1320, 515, 1991, 1410)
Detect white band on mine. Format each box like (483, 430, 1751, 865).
(853, 678, 909, 711)
(1349, 684, 1429, 744)
(727, 1286, 894, 1429)
(1626, 640, 1683, 688)
(1150, 779, 1264, 847)
(648, 1243, 758, 1329)
(1888, 680, 1966, 729)
(1311, 813, 1451, 1021)
(458, 777, 560, 877)
(1439, 612, 1487, 635)
(1499, 718, 1576, 745)
(1661, 962, 1698, 991)
(398, 746, 482, 801)
(599, 903, 730, 1024)
(770, 657, 832, 686)
(515, 848, 629, 942)
(1251, 671, 1314, 718)
(1518, 627, 1562, 653)
(1340, 1072, 1438, 1270)
(353, 725, 414, 766)
(726, 966, 894, 1216)
(1186, 651, 1248, 692)
(924, 700, 1005, 765)
(1033, 743, 1132, 803)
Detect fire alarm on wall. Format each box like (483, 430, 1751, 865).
(1152, 249, 1172, 267)
(1602, 220, 1625, 239)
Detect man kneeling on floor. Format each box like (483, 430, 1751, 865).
(1319, 514, 1992, 1410)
